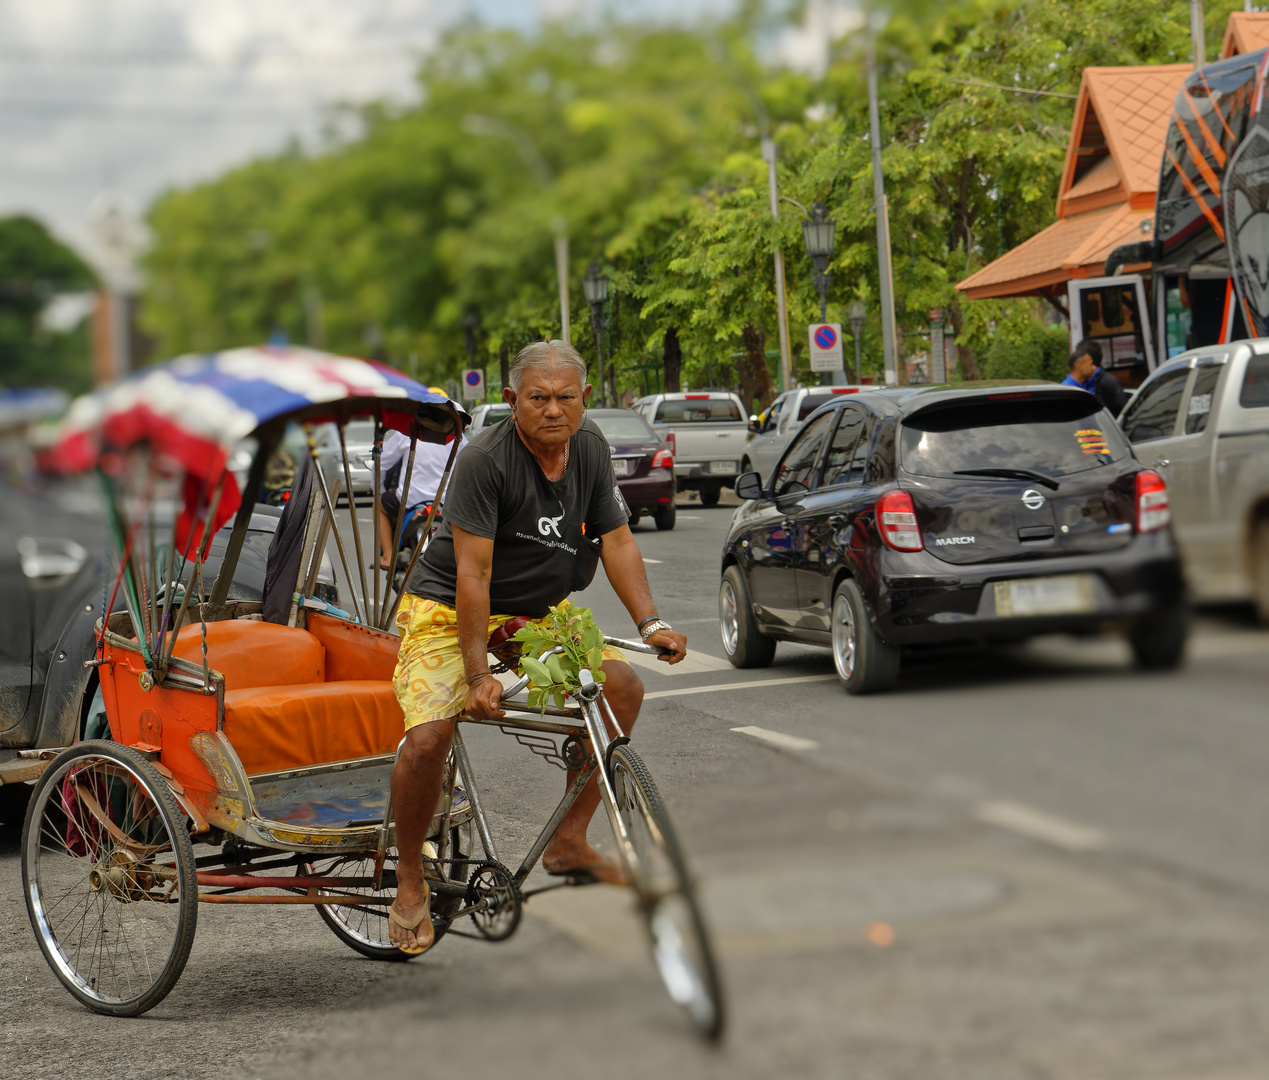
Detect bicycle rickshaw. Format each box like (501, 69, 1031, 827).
(20, 346, 723, 1040)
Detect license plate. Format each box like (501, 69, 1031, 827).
(993, 574, 1097, 617)
(611, 458, 629, 476)
(709, 460, 738, 475)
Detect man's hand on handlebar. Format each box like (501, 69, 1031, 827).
(464, 674, 506, 720)
(647, 628, 688, 665)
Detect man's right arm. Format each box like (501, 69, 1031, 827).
(453, 524, 505, 720)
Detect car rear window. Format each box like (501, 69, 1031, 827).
(478, 405, 512, 427)
(899, 396, 1130, 482)
(653, 399, 742, 423)
(797, 393, 848, 420)
(1241, 354, 1269, 408)
(590, 414, 655, 441)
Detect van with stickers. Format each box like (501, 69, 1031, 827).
(1119, 341, 1269, 620)
(720, 382, 1187, 693)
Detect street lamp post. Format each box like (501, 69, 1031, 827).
(849, 300, 866, 386)
(801, 202, 838, 385)
(583, 262, 610, 405)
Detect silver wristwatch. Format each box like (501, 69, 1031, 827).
(640, 619, 672, 642)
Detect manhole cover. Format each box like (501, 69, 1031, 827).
(702, 868, 1008, 934)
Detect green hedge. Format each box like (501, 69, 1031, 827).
(979, 322, 1070, 383)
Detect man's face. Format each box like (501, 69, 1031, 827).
(504, 364, 592, 448)
(1072, 353, 1097, 382)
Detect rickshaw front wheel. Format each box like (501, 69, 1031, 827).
(21, 740, 199, 1017)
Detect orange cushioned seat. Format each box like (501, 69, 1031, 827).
(223, 681, 405, 775)
(171, 621, 324, 689)
(306, 611, 400, 683)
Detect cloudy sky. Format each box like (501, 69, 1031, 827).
(0, 0, 762, 269)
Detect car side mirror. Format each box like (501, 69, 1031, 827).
(748, 419, 761, 434)
(734, 472, 764, 500)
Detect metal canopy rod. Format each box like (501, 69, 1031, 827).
(305, 426, 361, 624)
(288, 464, 325, 628)
(339, 423, 371, 627)
(377, 424, 418, 629)
(207, 430, 275, 617)
(160, 477, 226, 668)
(371, 420, 383, 628)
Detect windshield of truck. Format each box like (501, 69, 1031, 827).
(900, 395, 1130, 482)
(653, 399, 742, 423)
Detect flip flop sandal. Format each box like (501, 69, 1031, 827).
(545, 858, 629, 887)
(388, 882, 433, 955)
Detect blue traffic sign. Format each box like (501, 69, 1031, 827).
(464, 370, 482, 387)
(814, 325, 837, 350)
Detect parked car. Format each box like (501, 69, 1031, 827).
(587, 408, 677, 530)
(1118, 340, 1269, 620)
(719, 383, 1187, 693)
(744, 386, 869, 485)
(313, 419, 375, 501)
(632, 391, 747, 506)
(0, 485, 337, 825)
(470, 403, 512, 429)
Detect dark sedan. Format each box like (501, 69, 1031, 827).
(719, 383, 1187, 693)
(588, 408, 677, 530)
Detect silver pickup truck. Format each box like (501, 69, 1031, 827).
(632, 392, 748, 506)
(1120, 340, 1269, 619)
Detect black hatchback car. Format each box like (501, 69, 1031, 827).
(719, 383, 1187, 693)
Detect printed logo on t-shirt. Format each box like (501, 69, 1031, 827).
(537, 512, 564, 538)
(612, 484, 629, 516)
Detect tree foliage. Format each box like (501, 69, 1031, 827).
(0, 215, 97, 392)
(139, 1, 1244, 397)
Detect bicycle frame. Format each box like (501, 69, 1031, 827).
(437, 635, 663, 892)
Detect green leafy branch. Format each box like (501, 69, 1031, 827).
(511, 599, 608, 712)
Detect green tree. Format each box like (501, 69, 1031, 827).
(0, 215, 96, 392)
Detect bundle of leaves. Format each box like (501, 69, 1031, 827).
(510, 599, 608, 712)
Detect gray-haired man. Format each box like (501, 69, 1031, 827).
(386, 340, 688, 953)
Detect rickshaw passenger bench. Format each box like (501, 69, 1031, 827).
(172, 612, 403, 776)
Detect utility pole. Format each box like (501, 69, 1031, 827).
(866, 35, 899, 386)
(552, 217, 571, 345)
(1190, 0, 1206, 69)
(761, 136, 793, 393)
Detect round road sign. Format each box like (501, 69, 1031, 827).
(814, 326, 837, 350)
(464, 370, 482, 387)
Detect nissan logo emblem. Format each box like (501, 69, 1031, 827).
(1021, 489, 1046, 510)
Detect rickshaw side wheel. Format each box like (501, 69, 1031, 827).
(21, 740, 199, 1017)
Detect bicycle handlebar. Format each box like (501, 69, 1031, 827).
(496, 636, 673, 702)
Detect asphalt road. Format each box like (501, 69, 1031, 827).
(4, 489, 1269, 1079)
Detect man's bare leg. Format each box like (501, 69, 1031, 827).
(542, 659, 643, 884)
(377, 509, 394, 568)
(388, 717, 456, 949)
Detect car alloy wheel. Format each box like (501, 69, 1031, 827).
(831, 591, 856, 681)
(719, 578, 740, 656)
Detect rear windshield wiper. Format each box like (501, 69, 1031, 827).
(952, 468, 1060, 491)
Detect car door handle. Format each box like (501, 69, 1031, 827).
(17, 537, 87, 580)
(1152, 459, 1170, 469)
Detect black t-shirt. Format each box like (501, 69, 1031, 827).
(407, 416, 630, 617)
(1093, 368, 1128, 418)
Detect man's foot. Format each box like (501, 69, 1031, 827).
(388, 879, 433, 954)
(542, 843, 629, 886)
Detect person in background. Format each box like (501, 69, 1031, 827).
(1063, 339, 1127, 418)
(376, 423, 465, 569)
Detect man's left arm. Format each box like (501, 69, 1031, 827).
(598, 523, 687, 664)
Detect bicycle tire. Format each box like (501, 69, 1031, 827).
(22, 741, 199, 1017)
(607, 743, 725, 1041)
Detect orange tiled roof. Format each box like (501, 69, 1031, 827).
(957, 204, 1152, 299)
(1058, 65, 1191, 212)
(1064, 155, 1121, 201)
(1221, 11, 1269, 58)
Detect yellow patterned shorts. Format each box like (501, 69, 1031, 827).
(393, 594, 629, 731)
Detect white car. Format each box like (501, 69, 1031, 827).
(469, 403, 512, 430)
(743, 386, 868, 484)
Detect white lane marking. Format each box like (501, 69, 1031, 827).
(643, 674, 837, 700)
(677, 515, 701, 519)
(623, 649, 733, 675)
(974, 800, 1107, 852)
(731, 725, 820, 753)
(642, 558, 663, 564)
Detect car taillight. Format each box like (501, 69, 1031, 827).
(1135, 469, 1170, 533)
(651, 448, 674, 469)
(666, 432, 676, 456)
(876, 489, 923, 551)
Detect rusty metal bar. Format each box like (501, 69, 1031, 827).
(197, 894, 385, 906)
(195, 872, 377, 889)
